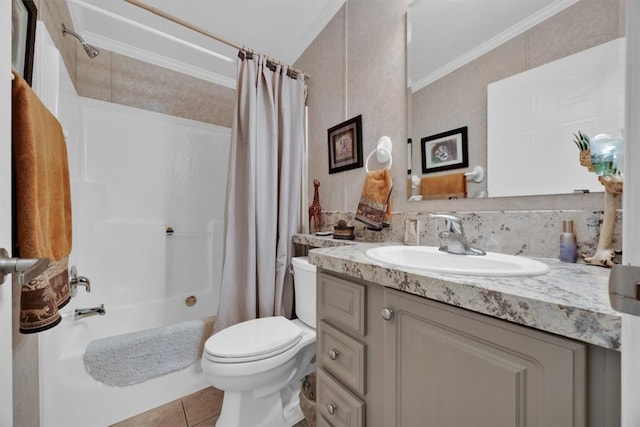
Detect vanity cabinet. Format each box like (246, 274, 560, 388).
(381, 287, 587, 426)
(316, 271, 385, 426)
(315, 269, 614, 427)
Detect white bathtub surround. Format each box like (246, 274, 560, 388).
(37, 33, 230, 427)
(215, 53, 307, 332)
(84, 318, 207, 386)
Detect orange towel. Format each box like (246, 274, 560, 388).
(12, 71, 72, 333)
(421, 173, 467, 200)
(355, 168, 393, 230)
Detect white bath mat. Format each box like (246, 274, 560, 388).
(83, 319, 205, 386)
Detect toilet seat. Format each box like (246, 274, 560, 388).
(205, 316, 303, 363)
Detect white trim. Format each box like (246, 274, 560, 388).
(85, 32, 237, 88)
(301, 106, 309, 234)
(289, 0, 345, 66)
(411, 0, 579, 92)
(0, 0, 13, 424)
(67, 0, 236, 89)
(68, 0, 233, 63)
(621, 0, 640, 424)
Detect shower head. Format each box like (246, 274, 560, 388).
(61, 23, 100, 58)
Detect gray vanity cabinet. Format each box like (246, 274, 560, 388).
(381, 287, 587, 426)
(315, 270, 609, 426)
(316, 271, 385, 427)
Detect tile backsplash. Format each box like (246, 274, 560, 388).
(321, 209, 622, 262)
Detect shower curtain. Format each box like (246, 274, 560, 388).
(215, 51, 307, 332)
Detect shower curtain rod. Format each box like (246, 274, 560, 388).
(123, 0, 310, 79)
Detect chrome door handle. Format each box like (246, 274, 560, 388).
(0, 248, 49, 285)
(328, 349, 339, 360)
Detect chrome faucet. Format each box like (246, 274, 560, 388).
(69, 266, 91, 297)
(430, 214, 486, 256)
(74, 304, 106, 320)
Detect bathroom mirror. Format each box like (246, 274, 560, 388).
(407, 0, 626, 200)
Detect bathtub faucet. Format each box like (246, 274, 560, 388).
(70, 266, 91, 297)
(74, 304, 106, 320)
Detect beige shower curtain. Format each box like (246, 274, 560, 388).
(215, 52, 307, 332)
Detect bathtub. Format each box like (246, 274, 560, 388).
(37, 218, 224, 427)
(39, 294, 217, 427)
(38, 134, 228, 425)
(37, 65, 229, 426)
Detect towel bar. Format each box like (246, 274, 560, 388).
(365, 136, 393, 172)
(0, 248, 49, 285)
(465, 165, 485, 183)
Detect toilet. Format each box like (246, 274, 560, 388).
(202, 256, 317, 427)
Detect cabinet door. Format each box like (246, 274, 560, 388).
(382, 288, 586, 427)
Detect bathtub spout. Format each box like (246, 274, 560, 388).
(74, 304, 106, 320)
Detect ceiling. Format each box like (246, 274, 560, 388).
(66, 0, 345, 88)
(66, 0, 579, 91)
(408, 0, 579, 92)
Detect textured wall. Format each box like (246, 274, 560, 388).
(39, 0, 235, 128)
(296, 0, 407, 216)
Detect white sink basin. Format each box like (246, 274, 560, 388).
(365, 246, 549, 277)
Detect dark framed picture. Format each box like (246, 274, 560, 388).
(421, 126, 469, 174)
(327, 115, 363, 174)
(11, 0, 37, 85)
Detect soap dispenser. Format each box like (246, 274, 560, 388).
(559, 220, 577, 263)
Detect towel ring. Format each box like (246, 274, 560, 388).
(365, 147, 392, 172)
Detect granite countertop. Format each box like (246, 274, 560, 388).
(293, 234, 621, 350)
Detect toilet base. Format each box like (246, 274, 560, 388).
(215, 382, 305, 427)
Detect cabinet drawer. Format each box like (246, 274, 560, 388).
(318, 273, 366, 336)
(317, 368, 365, 427)
(318, 320, 366, 394)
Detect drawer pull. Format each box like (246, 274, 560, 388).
(328, 403, 337, 415)
(381, 307, 394, 320)
(328, 349, 339, 360)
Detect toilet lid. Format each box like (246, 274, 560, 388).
(205, 316, 303, 363)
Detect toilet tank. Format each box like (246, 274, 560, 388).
(291, 256, 317, 328)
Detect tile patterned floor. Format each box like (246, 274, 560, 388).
(111, 386, 309, 427)
(111, 387, 223, 427)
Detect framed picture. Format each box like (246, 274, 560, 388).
(421, 126, 469, 174)
(11, 0, 37, 85)
(327, 115, 363, 174)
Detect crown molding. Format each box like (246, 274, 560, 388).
(411, 0, 579, 93)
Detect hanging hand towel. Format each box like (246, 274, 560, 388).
(420, 173, 467, 200)
(12, 71, 73, 334)
(355, 168, 393, 230)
